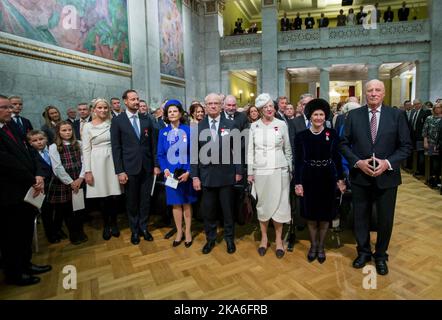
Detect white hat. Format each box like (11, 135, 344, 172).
(342, 101, 361, 114)
(255, 93, 272, 108)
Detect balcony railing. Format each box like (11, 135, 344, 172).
(220, 20, 429, 53)
(220, 33, 261, 52)
(279, 19, 430, 51)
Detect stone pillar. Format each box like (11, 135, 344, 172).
(183, 0, 194, 107)
(261, 0, 278, 98)
(400, 73, 409, 104)
(277, 68, 287, 98)
(319, 67, 330, 101)
(308, 82, 317, 97)
(415, 60, 430, 102)
(221, 70, 230, 96)
(127, 0, 151, 101)
(203, 1, 223, 94)
(362, 64, 380, 104)
(429, 0, 442, 101)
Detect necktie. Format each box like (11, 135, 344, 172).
(2, 124, 18, 144)
(15, 116, 25, 134)
(80, 119, 86, 138)
(210, 119, 217, 142)
(131, 115, 140, 138)
(412, 109, 420, 130)
(370, 109, 377, 143)
(42, 149, 51, 166)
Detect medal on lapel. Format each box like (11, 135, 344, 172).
(274, 126, 279, 135)
(144, 128, 149, 137)
(325, 131, 330, 141)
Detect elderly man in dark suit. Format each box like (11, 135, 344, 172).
(9, 95, 33, 141)
(340, 80, 412, 275)
(222, 95, 249, 131)
(191, 93, 242, 254)
(0, 95, 52, 286)
(111, 89, 161, 245)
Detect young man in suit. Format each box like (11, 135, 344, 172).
(340, 80, 412, 275)
(383, 6, 394, 22)
(9, 95, 33, 141)
(0, 95, 52, 286)
(191, 93, 243, 254)
(110, 89, 161, 245)
(110, 97, 123, 118)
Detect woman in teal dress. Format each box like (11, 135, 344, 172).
(157, 99, 197, 248)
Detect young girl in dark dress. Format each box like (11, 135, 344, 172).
(294, 99, 346, 263)
(47, 121, 87, 245)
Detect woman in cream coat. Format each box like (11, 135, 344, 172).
(247, 93, 292, 258)
(82, 98, 122, 240)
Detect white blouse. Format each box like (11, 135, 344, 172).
(49, 141, 85, 185)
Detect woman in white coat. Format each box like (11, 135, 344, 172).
(247, 93, 293, 258)
(82, 98, 122, 240)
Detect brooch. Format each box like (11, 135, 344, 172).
(325, 131, 330, 141)
(144, 128, 149, 137)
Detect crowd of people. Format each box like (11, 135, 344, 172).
(1, 78, 441, 287)
(278, 1, 416, 31)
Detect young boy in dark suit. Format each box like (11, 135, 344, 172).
(27, 130, 61, 243)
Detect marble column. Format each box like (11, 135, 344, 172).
(127, 0, 151, 101)
(400, 73, 409, 104)
(319, 67, 330, 101)
(362, 64, 380, 104)
(308, 82, 317, 97)
(221, 70, 230, 96)
(415, 60, 430, 102)
(261, 0, 278, 99)
(203, 1, 223, 94)
(277, 68, 288, 98)
(429, 0, 442, 101)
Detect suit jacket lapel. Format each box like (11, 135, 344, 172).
(0, 128, 33, 169)
(375, 106, 388, 144)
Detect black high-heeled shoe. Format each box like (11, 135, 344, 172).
(172, 233, 184, 247)
(307, 246, 317, 262)
(257, 242, 270, 256)
(317, 248, 326, 264)
(184, 240, 193, 248)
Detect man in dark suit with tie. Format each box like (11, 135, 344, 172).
(0, 95, 52, 286)
(410, 99, 431, 175)
(305, 13, 315, 29)
(293, 12, 302, 30)
(66, 107, 77, 124)
(73, 102, 92, 140)
(383, 6, 394, 22)
(110, 97, 124, 118)
(280, 12, 290, 31)
(318, 13, 329, 28)
(9, 96, 33, 141)
(398, 1, 410, 21)
(340, 80, 412, 275)
(111, 89, 161, 245)
(222, 95, 249, 131)
(191, 93, 243, 254)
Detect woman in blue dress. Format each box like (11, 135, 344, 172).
(157, 100, 197, 248)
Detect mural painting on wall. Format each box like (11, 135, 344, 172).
(158, 0, 185, 79)
(0, 0, 130, 63)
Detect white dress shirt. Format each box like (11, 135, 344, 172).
(126, 109, 140, 131)
(49, 141, 85, 185)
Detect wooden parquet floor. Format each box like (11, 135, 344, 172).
(1, 172, 441, 300)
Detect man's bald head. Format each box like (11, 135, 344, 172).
(224, 95, 237, 115)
